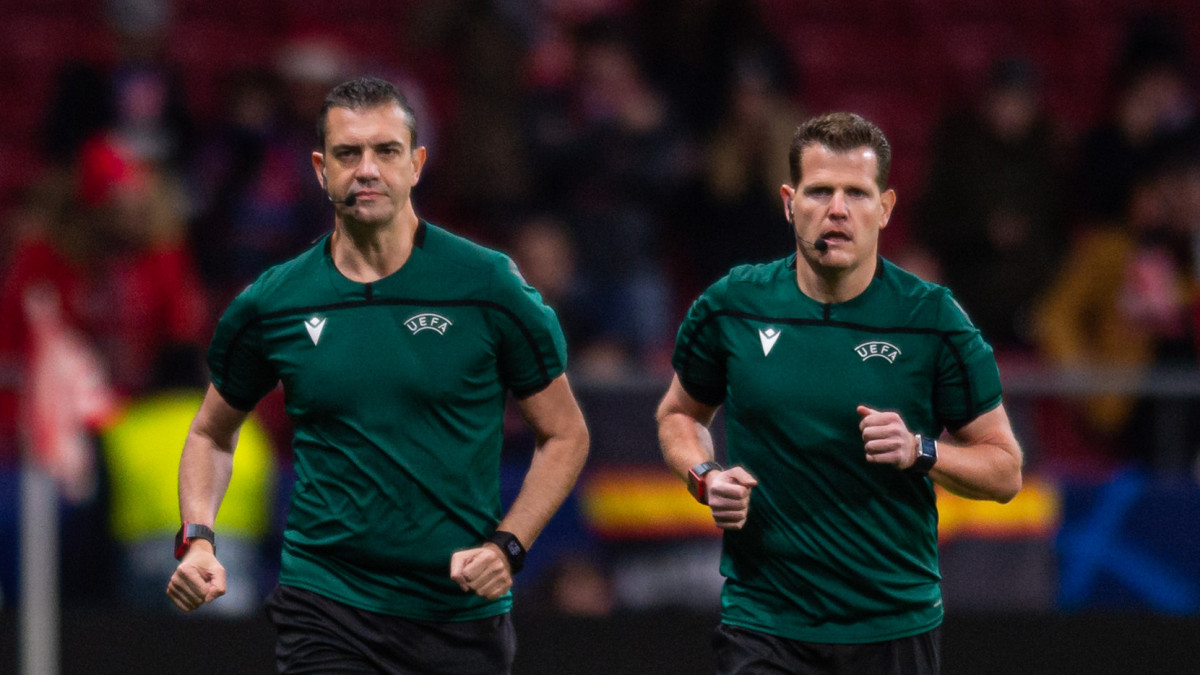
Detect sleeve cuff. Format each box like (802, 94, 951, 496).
(678, 376, 725, 407)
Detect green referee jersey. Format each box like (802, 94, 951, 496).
(207, 221, 567, 621)
(674, 254, 1003, 644)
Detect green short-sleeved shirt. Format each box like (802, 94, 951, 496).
(208, 221, 567, 620)
(673, 255, 1002, 644)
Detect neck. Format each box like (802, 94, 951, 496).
(330, 210, 419, 283)
(795, 253, 877, 304)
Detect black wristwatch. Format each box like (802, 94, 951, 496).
(488, 530, 526, 574)
(687, 461, 724, 504)
(174, 523, 216, 560)
(909, 434, 938, 475)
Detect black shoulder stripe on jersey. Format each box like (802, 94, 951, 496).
(219, 298, 554, 389)
(937, 327, 976, 430)
(715, 310, 951, 335)
(677, 309, 980, 421)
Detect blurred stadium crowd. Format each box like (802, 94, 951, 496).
(1, 0, 1199, 616)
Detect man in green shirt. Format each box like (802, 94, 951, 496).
(657, 112, 1023, 674)
(167, 77, 589, 673)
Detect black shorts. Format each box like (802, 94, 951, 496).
(265, 584, 516, 674)
(713, 622, 941, 675)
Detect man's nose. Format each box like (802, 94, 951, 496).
(829, 191, 848, 217)
(356, 151, 381, 179)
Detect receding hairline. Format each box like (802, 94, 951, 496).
(787, 112, 892, 190)
(320, 101, 418, 149)
(796, 143, 885, 176)
(316, 76, 418, 151)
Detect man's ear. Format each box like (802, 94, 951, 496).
(411, 146, 428, 183)
(311, 151, 326, 188)
(779, 184, 795, 223)
(879, 188, 897, 229)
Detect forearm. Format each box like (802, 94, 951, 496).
(655, 376, 721, 484)
(177, 385, 248, 526)
(658, 391, 754, 529)
(930, 439, 1022, 503)
(658, 412, 716, 482)
(178, 428, 237, 525)
(497, 425, 588, 548)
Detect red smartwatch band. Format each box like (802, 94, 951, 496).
(174, 522, 216, 560)
(687, 461, 723, 505)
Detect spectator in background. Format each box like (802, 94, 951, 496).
(914, 57, 1067, 354)
(690, 48, 804, 293)
(563, 22, 695, 370)
(76, 133, 209, 396)
(0, 170, 120, 606)
(1072, 13, 1200, 229)
(43, 0, 193, 171)
(506, 215, 629, 380)
(0, 132, 208, 475)
(1034, 152, 1199, 464)
(0, 173, 101, 468)
(632, 0, 792, 140)
(521, 12, 586, 218)
(407, 0, 533, 222)
(188, 35, 357, 306)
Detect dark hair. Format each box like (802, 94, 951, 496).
(788, 112, 892, 190)
(316, 76, 417, 150)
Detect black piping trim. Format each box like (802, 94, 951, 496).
(938, 331, 975, 427)
(414, 220, 427, 247)
(219, 297, 555, 392)
(676, 308, 979, 424)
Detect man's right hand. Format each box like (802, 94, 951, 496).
(166, 543, 227, 612)
(706, 467, 758, 530)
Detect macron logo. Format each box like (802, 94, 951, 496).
(305, 316, 326, 345)
(758, 327, 781, 356)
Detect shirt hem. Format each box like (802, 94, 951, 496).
(278, 576, 512, 622)
(719, 612, 944, 645)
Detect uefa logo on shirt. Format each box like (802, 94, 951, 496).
(405, 313, 453, 335)
(854, 341, 901, 363)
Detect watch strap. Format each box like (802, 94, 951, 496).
(687, 461, 724, 504)
(909, 434, 938, 475)
(174, 522, 216, 560)
(488, 530, 526, 575)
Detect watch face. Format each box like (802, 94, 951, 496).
(921, 436, 937, 459)
(506, 540, 521, 556)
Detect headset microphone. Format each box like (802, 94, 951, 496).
(325, 191, 357, 207)
(322, 175, 357, 207)
(324, 184, 355, 206)
(788, 198, 828, 252)
(802, 237, 829, 252)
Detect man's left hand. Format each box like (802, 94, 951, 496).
(857, 405, 918, 470)
(449, 544, 513, 600)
